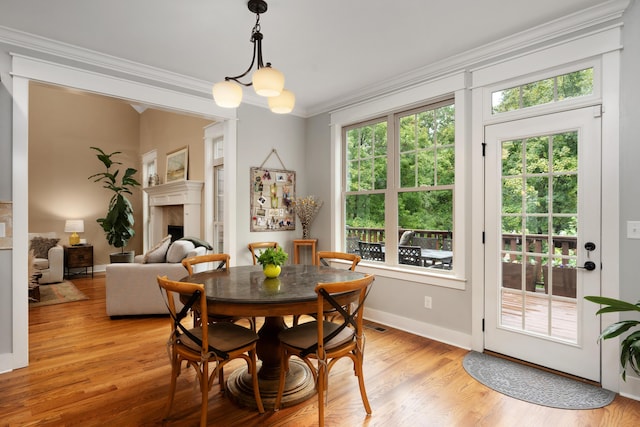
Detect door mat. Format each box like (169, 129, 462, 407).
(29, 281, 88, 307)
(462, 351, 615, 409)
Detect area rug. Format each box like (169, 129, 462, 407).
(29, 281, 88, 307)
(462, 351, 615, 409)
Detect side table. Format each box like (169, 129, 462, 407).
(64, 245, 94, 278)
(292, 239, 318, 265)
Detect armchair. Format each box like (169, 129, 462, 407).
(29, 232, 64, 284)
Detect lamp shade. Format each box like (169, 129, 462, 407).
(252, 66, 284, 97)
(212, 80, 243, 108)
(64, 219, 84, 233)
(268, 89, 296, 114)
(65, 219, 84, 245)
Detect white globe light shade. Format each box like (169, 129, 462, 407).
(252, 66, 284, 97)
(212, 81, 243, 108)
(268, 89, 296, 114)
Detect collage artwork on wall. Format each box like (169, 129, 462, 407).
(250, 167, 296, 232)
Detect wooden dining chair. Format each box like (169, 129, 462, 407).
(182, 253, 256, 331)
(247, 242, 279, 265)
(157, 276, 264, 427)
(291, 251, 362, 326)
(316, 251, 361, 271)
(181, 253, 229, 276)
(274, 274, 375, 427)
(181, 253, 255, 388)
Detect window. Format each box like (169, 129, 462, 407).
(212, 138, 224, 253)
(491, 68, 593, 114)
(343, 99, 455, 271)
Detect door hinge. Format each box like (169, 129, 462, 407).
(593, 105, 603, 118)
(482, 142, 487, 156)
(482, 231, 485, 244)
(482, 318, 485, 331)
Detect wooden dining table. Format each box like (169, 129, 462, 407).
(181, 264, 367, 409)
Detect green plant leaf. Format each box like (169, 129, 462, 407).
(256, 247, 288, 266)
(599, 320, 640, 340)
(585, 296, 640, 313)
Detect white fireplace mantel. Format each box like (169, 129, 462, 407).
(143, 180, 204, 245)
(144, 180, 204, 206)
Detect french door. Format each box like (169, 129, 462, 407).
(484, 107, 602, 381)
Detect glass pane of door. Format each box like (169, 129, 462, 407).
(500, 131, 578, 342)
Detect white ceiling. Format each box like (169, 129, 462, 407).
(0, 0, 614, 115)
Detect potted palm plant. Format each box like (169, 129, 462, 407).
(585, 295, 640, 380)
(256, 246, 288, 278)
(88, 147, 141, 263)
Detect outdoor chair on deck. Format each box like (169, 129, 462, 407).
(157, 276, 264, 427)
(412, 236, 440, 249)
(358, 241, 385, 261)
(398, 245, 422, 266)
(274, 274, 375, 427)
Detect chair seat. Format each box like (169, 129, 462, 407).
(178, 322, 258, 354)
(278, 321, 354, 352)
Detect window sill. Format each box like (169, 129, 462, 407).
(354, 261, 467, 290)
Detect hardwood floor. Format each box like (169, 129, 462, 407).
(2, 275, 639, 426)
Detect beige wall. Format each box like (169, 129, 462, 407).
(29, 83, 212, 266)
(139, 108, 209, 183)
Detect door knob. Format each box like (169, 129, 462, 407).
(578, 261, 597, 271)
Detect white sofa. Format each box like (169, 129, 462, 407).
(29, 232, 64, 284)
(105, 238, 209, 316)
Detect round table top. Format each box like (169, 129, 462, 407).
(181, 264, 366, 317)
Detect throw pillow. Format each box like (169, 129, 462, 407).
(166, 240, 196, 263)
(30, 237, 60, 258)
(399, 230, 414, 246)
(143, 235, 172, 263)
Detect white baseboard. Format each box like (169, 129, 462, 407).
(619, 374, 640, 401)
(364, 307, 472, 350)
(0, 352, 13, 374)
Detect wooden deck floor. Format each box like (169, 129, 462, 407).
(501, 291, 578, 341)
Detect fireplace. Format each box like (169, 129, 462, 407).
(143, 180, 204, 248)
(167, 225, 184, 242)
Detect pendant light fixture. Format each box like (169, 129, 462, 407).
(212, 0, 295, 114)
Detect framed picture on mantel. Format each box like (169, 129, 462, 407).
(166, 147, 188, 182)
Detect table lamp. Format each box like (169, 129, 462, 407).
(64, 219, 84, 245)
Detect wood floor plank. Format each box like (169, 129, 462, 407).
(0, 274, 638, 426)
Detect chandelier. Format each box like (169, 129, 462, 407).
(212, 0, 295, 114)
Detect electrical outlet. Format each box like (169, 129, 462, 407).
(627, 221, 640, 239)
(424, 296, 432, 309)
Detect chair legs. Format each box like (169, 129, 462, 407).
(164, 353, 264, 426)
(275, 350, 370, 427)
(164, 353, 180, 420)
(200, 360, 209, 427)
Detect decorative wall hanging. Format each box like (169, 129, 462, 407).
(250, 149, 295, 232)
(166, 146, 188, 182)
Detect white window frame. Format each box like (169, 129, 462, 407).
(330, 72, 469, 290)
(141, 149, 157, 253)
